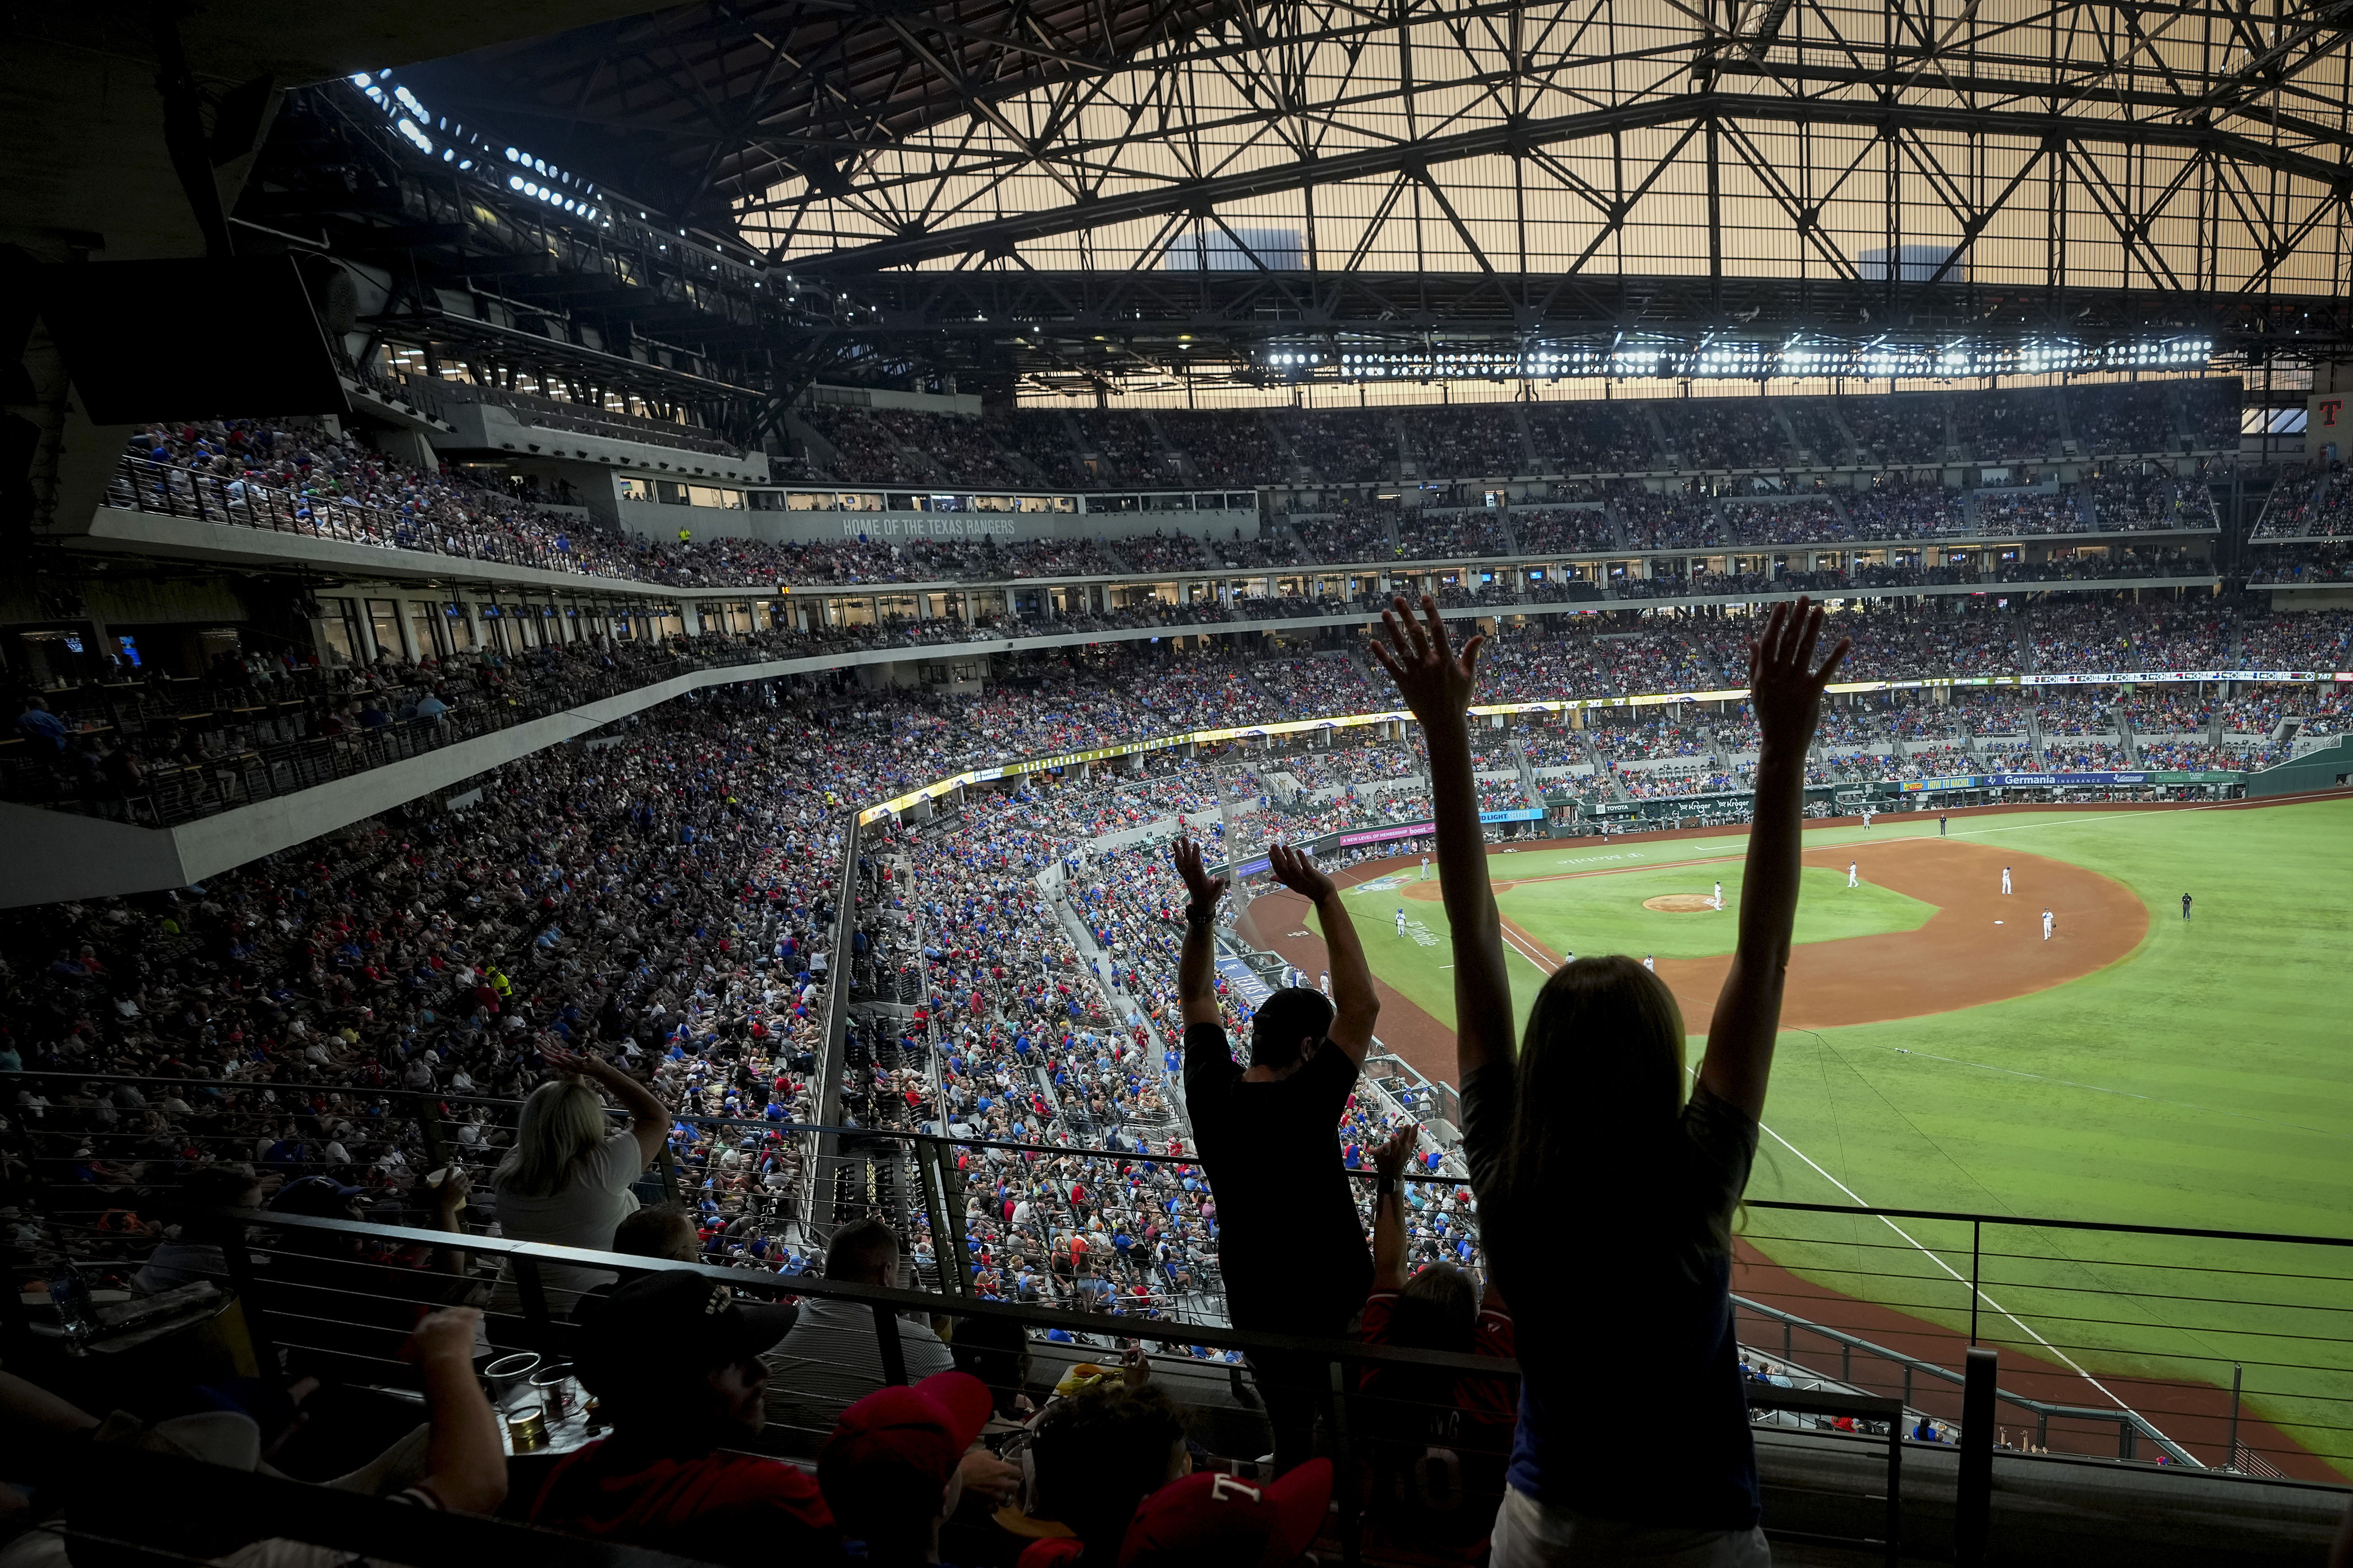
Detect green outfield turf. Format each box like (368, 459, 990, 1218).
(1314, 801, 2353, 1474)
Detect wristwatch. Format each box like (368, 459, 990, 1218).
(1376, 1175, 1398, 1197)
(1184, 902, 1217, 925)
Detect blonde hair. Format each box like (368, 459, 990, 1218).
(1499, 955, 1689, 1227)
(494, 1079, 612, 1198)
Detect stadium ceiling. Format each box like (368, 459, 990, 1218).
(410, 0, 2353, 394)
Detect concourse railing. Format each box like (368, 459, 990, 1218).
(0, 1205, 1908, 1568)
(8, 1069, 2346, 1483)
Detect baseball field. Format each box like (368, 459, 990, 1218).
(1240, 798, 2353, 1480)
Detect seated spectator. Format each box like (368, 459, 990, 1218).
(132, 1164, 267, 1294)
(1358, 1127, 1516, 1560)
(1376, 593, 1846, 1566)
(764, 1216, 955, 1446)
(528, 1271, 834, 1563)
(1117, 1458, 1334, 1568)
(0, 1307, 506, 1567)
(609, 1202, 701, 1263)
(14, 697, 68, 754)
(1021, 1381, 1193, 1566)
(819, 1369, 1005, 1565)
(487, 1043, 669, 1334)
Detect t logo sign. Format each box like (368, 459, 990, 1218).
(1209, 1474, 1264, 1504)
(2323, 398, 2343, 428)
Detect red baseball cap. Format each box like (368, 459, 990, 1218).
(1118, 1461, 1332, 1568)
(819, 1370, 993, 1533)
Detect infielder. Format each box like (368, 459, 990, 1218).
(1396, 906, 1407, 936)
(2041, 907, 2054, 941)
(1862, 807, 1874, 829)
(2001, 866, 2012, 895)
(1847, 860, 1859, 889)
(1712, 879, 1724, 911)
(1643, 953, 1656, 971)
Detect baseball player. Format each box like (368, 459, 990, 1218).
(1643, 953, 1656, 972)
(2181, 893, 2192, 921)
(1420, 855, 1430, 881)
(1847, 860, 1859, 889)
(1862, 807, 1874, 830)
(1712, 879, 1724, 911)
(1320, 969, 1331, 995)
(1939, 814, 1949, 836)
(1396, 906, 1407, 936)
(2001, 866, 2012, 895)
(2041, 907, 2054, 941)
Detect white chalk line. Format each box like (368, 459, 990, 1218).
(1739, 1084, 2184, 1451)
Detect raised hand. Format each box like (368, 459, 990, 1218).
(408, 1306, 482, 1366)
(1368, 594, 1485, 724)
(1748, 597, 1850, 755)
(1372, 1123, 1417, 1181)
(1265, 841, 1335, 903)
(1171, 837, 1228, 912)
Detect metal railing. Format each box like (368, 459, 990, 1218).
(1734, 1197, 2353, 1480)
(8, 1069, 2346, 1481)
(2, 1207, 1895, 1568)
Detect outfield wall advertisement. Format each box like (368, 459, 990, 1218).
(1902, 770, 2245, 791)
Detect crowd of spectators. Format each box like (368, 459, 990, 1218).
(1391, 511, 1510, 560)
(1523, 400, 1656, 470)
(1402, 405, 1529, 477)
(1657, 400, 1785, 469)
(2248, 543, 2353, 583)
(9, 553, 2350, 1567)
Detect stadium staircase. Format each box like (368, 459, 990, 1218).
(1511, 404, 1543, 472)
(1258, 410, 1314, 485)
(1511, 735, 1542, 808)
(1768, 401, 1807, 464)
(1818, 402, 1863, 464)
(1137, 411, 1189, 478)
(1603, 496, 1631, 550)
(1577, 728, 1629, 801)
(2111, 703, 2143, 765)
(2024, 709, 2052, 770)
(1636, 403, 1675, 466)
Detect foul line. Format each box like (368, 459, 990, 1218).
(1734, 1074, 2186, 1454)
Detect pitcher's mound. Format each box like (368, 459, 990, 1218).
(1644, 894, 1722, 913)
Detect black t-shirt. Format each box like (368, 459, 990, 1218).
(1460, 1064, 1761, 1531)
(1181, 1019, 1371, 1331)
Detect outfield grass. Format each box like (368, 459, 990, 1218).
(1321, 802, 2353, 1474)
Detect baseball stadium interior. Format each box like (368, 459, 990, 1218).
(3, 2, 2352, 1565)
